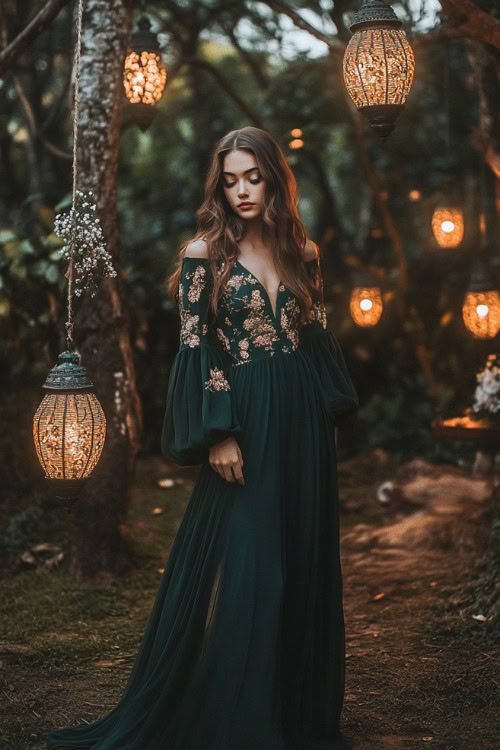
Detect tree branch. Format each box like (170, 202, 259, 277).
(222, 23, 269, 90)
(433, 0, 500, 50)
(12, 71, 71, 160)
(182, 56, 264, 128)
(261, 0, 345, 53)
(0, 0, 71, 77)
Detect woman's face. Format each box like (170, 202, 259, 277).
(222, 149, 266, 220)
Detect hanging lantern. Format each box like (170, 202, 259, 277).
(343, 0, 415, 140)
(431, 202, 464, 248)
(289, 139, 304, 149)
(349, 270, 384, 327)
(123, 15, 167, 131)
(290, 128, 303, 137)
(462, 263, 500, 340)
(33, 351, 107, 500)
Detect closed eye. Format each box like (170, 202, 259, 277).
(224, 178, 262, 187)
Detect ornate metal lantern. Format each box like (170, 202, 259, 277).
(349, 270, 384, 327)
(431, 202, 464, 248)
(343, 0, 415, 140)
(462, 263, 500, 340)
(123, 16, 167, 131)
(33, 351, 106, 500)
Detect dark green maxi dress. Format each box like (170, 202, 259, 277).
(46, 254, 359, 750)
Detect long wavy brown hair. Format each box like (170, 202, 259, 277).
(165, 126, 319, 326)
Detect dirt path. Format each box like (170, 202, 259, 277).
(1, 453, 498, 750)
(342, 545, 498, 748)
(337, 453, 499, 749)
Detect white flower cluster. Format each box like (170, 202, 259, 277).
(54, 189, 117, 298)
(472, 354, 500, 418)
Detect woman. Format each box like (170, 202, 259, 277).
(46, 126, 359, 749)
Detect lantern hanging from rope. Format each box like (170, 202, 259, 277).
(462, 262, 500, 340)
(349, 270, 384, 327)
(123, 15, 167, 131)
(431, 201, 464, 248)
(343, 0, 415, 140)
(33, 353, 106, 499)
(32, 0, 112, 501)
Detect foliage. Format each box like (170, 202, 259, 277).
(0, 0, 497, 488)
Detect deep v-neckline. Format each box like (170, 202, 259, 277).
(234, 259, 281, 321)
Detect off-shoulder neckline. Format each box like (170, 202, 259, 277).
(182, 255, 318, 264)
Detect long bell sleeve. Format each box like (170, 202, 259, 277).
(299, 256, 359, 427)
(161, 256, 241, 466)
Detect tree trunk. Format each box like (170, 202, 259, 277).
(68, 0, 141, 579)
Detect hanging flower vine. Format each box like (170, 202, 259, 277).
(54, 189, 117, 299)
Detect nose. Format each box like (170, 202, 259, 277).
(237, 181, 248, 198)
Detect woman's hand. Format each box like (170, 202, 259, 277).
(209, 437, 245, 485)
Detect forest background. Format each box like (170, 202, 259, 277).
(0, 0, 498, 574)
(0, 2, 499, 747)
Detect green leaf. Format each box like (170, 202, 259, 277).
(31, 260, 49, 277)
(0, 230, 16, 244)
(45, 264, 59, 283)
(55, 193, 73, 211)
(20, 239, 35, 255)
(10, 261, 27, 279)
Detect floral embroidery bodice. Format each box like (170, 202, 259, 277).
(162, 254, 359, 464)
(179, 256, 327, 390)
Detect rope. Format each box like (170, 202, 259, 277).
(65, 0, 84, 352)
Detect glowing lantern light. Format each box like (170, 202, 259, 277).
(343, 0, 415, 140)
(462, 264, 500, 340)
(349, 271, 384, 327)
(123, 16, 167, 131)
(33, 351, 106, 500)
(409, 189, 421, 201)
(290, 128, 303, 137)
(289, 139, 304, 149)
(431, 203, 464, 248)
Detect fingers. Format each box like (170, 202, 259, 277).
(209, 459, 245, 485)
(231, 463, 245, 486)
(208, 439, 245, 485)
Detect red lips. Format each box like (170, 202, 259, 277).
(238, 202, 254, 207)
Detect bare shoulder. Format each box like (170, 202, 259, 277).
(303, 239, 319, 262)
(184, 237, 208, 258)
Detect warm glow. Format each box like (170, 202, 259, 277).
(432, 206, 464, 248)
(409, 189, 421, 201)
(343, 28, 415, 109)
(350, 286, 383, 327)
(33, 392, 106, 480)
(462, 291, 500, 339)
(290, 128, 303, 137)
(124, 50, 167, 105)
(289, 139, 304, 149)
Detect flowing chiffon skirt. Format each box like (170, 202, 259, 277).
(46, 348, 352, 750)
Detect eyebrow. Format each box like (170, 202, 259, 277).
(223, 167, 259, 176)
